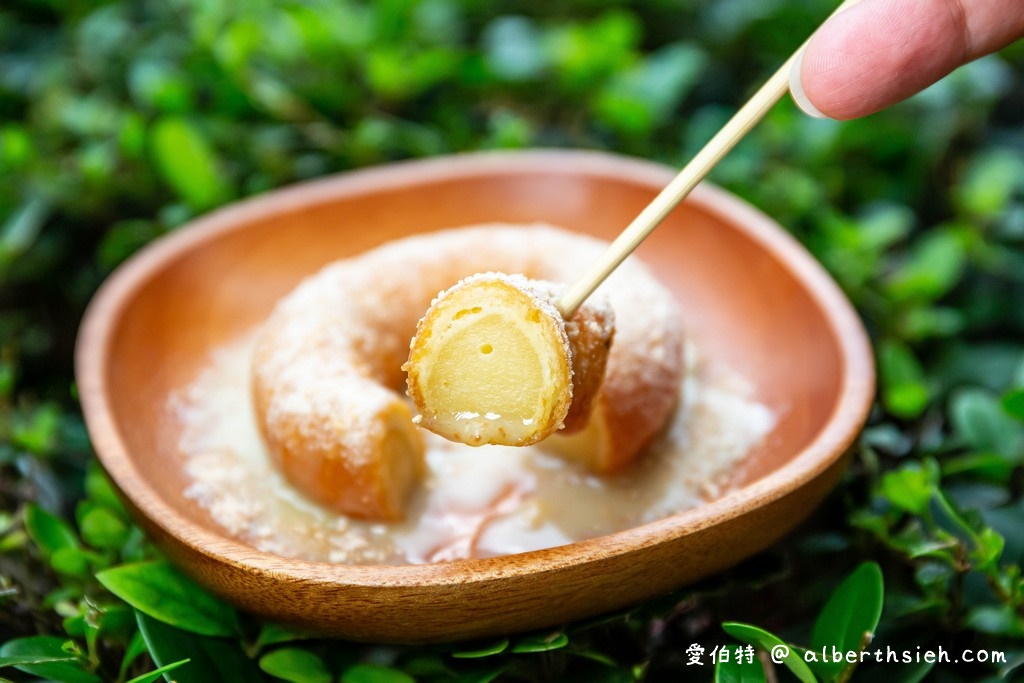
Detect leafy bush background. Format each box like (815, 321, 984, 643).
(2, 0, 1023, 680)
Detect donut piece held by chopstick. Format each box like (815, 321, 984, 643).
(404, 273, 614, 447)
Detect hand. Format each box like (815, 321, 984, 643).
(789, 0, 1024, 119)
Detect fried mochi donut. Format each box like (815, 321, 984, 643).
(251, 225, 684, 521)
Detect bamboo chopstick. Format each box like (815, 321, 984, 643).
(557, 0, 859, 318)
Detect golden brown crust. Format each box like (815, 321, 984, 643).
(251, 338, 426, 521)
(561, 297, 615, 434)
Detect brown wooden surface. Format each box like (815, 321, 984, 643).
(75, 150, 875, 643)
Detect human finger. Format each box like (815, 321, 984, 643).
(790, 0, 1024, 120)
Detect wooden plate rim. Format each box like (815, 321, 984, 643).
(75, 149, 875, 586)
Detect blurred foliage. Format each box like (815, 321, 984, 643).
(2, 0, 1023, 680)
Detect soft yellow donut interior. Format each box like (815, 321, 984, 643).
(541, 403, 612, 471)
(406, 277, 572, 447)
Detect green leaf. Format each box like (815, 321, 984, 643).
(970, 526, 1005, 570)
(0, 653, 77, 667)
(0, 124, 34, 170)
(259, 648, 331, 683)
(136, 611, 263, 683)
(402, 654, 452, 678)
(341, 663, 415, 683)
(125, 659, 190, 683)
(722, 623, 816, 683)
(80, 506, 130, 550)
(816, 205, 911, 291)
(546, 11, 639, 90)
(482, 16, 546, 81)
(485, 110, 533, 149)
(941, 452, 1014, 481)
(1000, 653, 1024, 680)
(64, 614, 88, 638)
(0, 197, 48, 279)
(97, 603, 136, 639)
(879, 460, 940, 515)
(150, 117, 231, 210)
(129, 60, 193, 113)
(905, 538, 958, 560)
(97, 561, 240, 637)
(451, 639, 510, 659)
(983, 500, 1024, 564)
(120, 629, 149, 678)
(950, 388, 1024, 461)
(715, 656, 767, 683)
(24, 503, 80, 556)
(956, 149, 1024, 218)
(594, 42, 704, 136)
(858, 203, 915, 251)
(810, 562, 884, 681)
(0, 637, 100, 683)
(51, 546, 97, 577)
(885, 229, 966, 301)
(511, 631, 569, 653)
(365, 46, 458, 100)
(254, 622, 312, 651)
(966, 604, 1024, 638)
(84, 460, 127, 515)
(897, 304, 964, 340)
(878, 340, 930, 418)
(1004, 388, 1024, 421)
(930, 489, 982, 543)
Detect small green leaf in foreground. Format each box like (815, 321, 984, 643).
(879, 460, 940, 516)
(97, 561, 240, 637)
(722, 623, 816, 683)
(1003, 388, 1024, 421)
(885, 229, 966, 301)
(254, 621, 312, 651)
(80, 506, 130, 550)
(950, 388, 1024, 460)
(451, 638, 510, 659)
(810, 562, 884, 681)
(23, 503, 80, 556)
(125, 658, 190, 683)
(136, 611, 262, 683)
(878, 340, 930, 418)
(511, 631, 569, 653)
(0, 636, 100, 683)
(342, 663, 415, 683)
(259, 648, 331, 683)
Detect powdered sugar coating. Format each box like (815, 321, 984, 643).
(252, 224, 685, 516)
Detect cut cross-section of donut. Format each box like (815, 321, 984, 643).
(405, 273, 582, 447)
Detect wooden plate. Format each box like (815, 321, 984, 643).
(76, 150, 874, 643)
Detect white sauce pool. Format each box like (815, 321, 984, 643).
(171, 335, 775, 565)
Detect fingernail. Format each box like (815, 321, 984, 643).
(789, 49, 829, 119)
